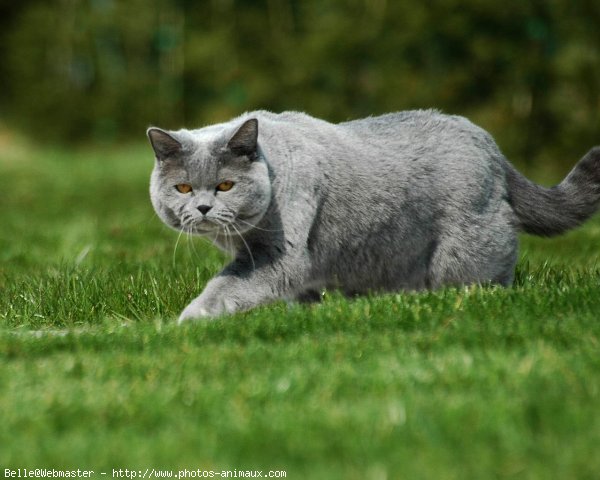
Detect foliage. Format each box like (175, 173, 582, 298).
(0, 0, 598, 168)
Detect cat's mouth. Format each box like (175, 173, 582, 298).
(190, 225, 214, 234)
(175, 216, 215, 235)
(188, 221, 220, 235)
(178, 212, 264, 237)
(181, 217, 233, 236)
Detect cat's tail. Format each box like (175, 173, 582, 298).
(506, 146, 600, 236)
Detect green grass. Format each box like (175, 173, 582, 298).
(2, 136, 600, 479)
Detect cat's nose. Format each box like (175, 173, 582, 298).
(197, 205, 212, 215)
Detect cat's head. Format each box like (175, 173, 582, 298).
(147, 118, 272, 237)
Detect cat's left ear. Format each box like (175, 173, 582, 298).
(147, 127, 183, 161)
(227, 118, 258, 158)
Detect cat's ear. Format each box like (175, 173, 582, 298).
(227, 118, 258, 157)
(147, 127, 182, 160)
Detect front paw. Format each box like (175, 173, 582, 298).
(177, 295, 239, 325)
(177, 300, 214, 325)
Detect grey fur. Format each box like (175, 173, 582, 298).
(146, 110, 600, 323)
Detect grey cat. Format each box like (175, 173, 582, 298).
(147, 110, 600, 323)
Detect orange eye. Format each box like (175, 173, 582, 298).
(175, 183, 192, 194)
(216, 181, 234, 192)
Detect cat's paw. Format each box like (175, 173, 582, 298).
(177, 302, 214, 325)
(177, 295, 238, 324)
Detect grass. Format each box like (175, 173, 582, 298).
(2, 134, 600, 479)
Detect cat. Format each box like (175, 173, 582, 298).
(147, 110, 600, 323)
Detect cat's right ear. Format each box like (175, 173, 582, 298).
(146, 127, 182, 161)
(227, 118, 258, 158)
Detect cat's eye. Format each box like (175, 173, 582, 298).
(216, 181, 234, 192)
(175, 183, 193, 194)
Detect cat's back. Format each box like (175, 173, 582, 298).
(339, 109, 496, 151)
(256, 110, 472, 149)
(338, 109, 507, 186)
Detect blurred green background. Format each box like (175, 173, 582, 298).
(0, 0, 598, 171)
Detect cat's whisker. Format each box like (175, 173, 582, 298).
(178, 218, 198, 263)
(209, 228, 220, 250)
(235, 217, 283, 233)
(186, 224, 203, 263)
(180, 216, 192, 230)
(172, 225, 186, 267)
(227, 226, 235, 258)
(183, 224, 193, 259)
(213, 219, 232, 246)
(230, 222, 256, 271)
(218, 225, 233, 267)
(222, 224, 235, 259)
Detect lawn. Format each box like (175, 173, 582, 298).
(1, 135, 600, 479)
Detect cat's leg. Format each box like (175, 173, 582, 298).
(427, 218, 518, 288)
(178, 255, 309, 323)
